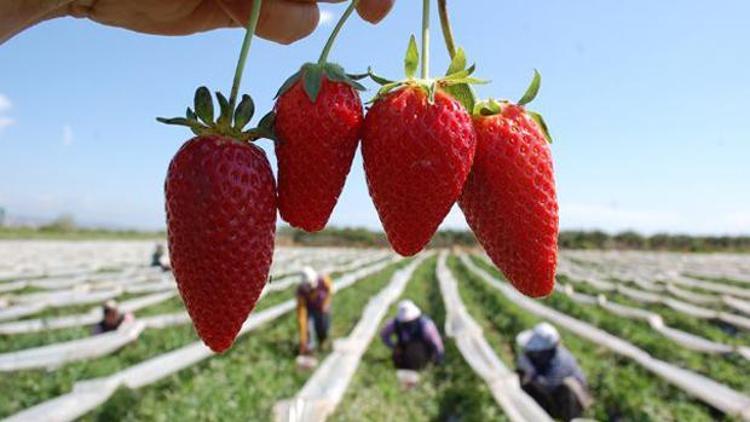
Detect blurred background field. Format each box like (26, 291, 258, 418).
(1, 237, 749, 421)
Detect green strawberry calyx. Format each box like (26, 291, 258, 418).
(368, 35, 487, 107)
(473, 70, 553, 144)
(275, 62, 367, 103)
(157, 87, 276, 142)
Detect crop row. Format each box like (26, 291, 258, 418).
(454, 255, 723, 421)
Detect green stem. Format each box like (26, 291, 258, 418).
(437, 0, 456, 58)
(318, 0, 360, 64)
(421, 0, 430, 79)
(229, 0, 264, 112)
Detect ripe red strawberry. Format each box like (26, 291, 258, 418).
(165, 135, 277, 352)
(362, 86, 476, 256)
(275, 71, 364, 232)
(459, 98, 558, 297)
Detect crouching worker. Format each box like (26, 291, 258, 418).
(92, 300, 134, 335)
(151, 244, 170, 271)
(380, 300, 445, 370)
(516, 322, 593, 421)
(296, 267, 333, 355)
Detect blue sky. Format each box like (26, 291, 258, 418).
(1, 0, 749, 234)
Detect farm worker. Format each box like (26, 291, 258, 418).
(151, 244, 171, 271)
(296, 266, 333, 355)
(92, 300, 134, 335)
(380, 300, 445, 370)
(516, 322, 593, 421)
(2, 1, 397, 46)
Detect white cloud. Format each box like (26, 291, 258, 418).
(0, 94, 13, 133)
(0, 94, 11, 113)
(62, 124, 74, 146)
(0, 117, 14, 130)
(318, 9, 335, 27)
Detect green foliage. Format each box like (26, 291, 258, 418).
(0, 225, 164, 241)
(559, 230, 750, 252)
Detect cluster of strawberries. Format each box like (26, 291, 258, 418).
(159, 1, 558, 353)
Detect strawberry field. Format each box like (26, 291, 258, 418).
(1, 241, 750, 421)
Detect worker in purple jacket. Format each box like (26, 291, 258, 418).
(380, 300, 445, 370)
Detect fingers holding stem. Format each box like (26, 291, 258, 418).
(229, 0, 264, 112)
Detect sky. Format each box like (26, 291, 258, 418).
(1, 0, 749, 235)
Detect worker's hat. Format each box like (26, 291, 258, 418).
(300, 266, 319, 287)
(517, 322, 560, 352)
(397, 300, 422, 323)
(103, 300, 119, 312)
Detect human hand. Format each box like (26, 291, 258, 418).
(2, 0, 396, 45)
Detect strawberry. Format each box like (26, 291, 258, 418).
(362, 35, 481, 256)
(459, 72, 558, 297)
(362, 86, 476, 256)
(274, 64, 364, 232)
(166, 136, 276, 351)
(159, 87, 278, 352)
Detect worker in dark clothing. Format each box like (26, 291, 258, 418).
(380, 300, 444, 370)
(516, 322, 593, 421)
(151, 244, 170, 271)
(91, 300, 134, 335)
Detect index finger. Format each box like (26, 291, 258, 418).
(356, 0, 395, 24)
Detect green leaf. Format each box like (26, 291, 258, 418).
(473, 99, 503, 117)
(275, 70, 302, 99)
(156, 117, 205, 134)
(234, 94, 255, 130)
(441, 77, 489, 86)
(324, 63, 346, 78)
(302, 64, 323, 102)
(446, 47, 467, 76)
(256, 111, 277, 141)
(194, 86, 214, 126)
(368, 67, 394, 85)
(444, 64, 477, 80)
(377, 81, 402, 97)
(156, 117, 193, 126)
(323, 64, 367, 92)
(444, 84, 476, 114)
(528, 111, 553, 143)
(215, 92, 231, 127)
(347, 72, 369, 81)
(404, 35, 419, 79)
(518, 69, 541, 106)
(186, 107, 197, 120)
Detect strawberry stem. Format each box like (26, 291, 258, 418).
(229, 0, 264, 112)
(318, 0, 360, 65)
(437, 0, 456, 59)
(421, 0, 431, 79)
